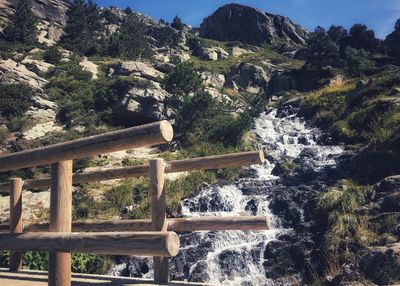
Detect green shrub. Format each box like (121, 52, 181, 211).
(318, 180, 371, 252)
(0, 84, 34, 119)
(107, 13, 153, 59)
(0, 251, 113, 274)
(104, 179, 134, 212)
(43, 46, 62, 64)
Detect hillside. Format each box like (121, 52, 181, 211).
(0, 1, 399, 285)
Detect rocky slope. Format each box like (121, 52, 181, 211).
(200, 3, 309, 46)
(0, 0, 69, 44)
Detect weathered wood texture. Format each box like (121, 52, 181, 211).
(48, 161, 72, 286)
(0, 121, 173, 172)
(0, 151, 264, 193)
(150, 159, 169, 283)
(0, 216, 272, 233)
(9, 178, 23, 272)
(0, 232, 180, 257)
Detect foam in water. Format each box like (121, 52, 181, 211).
(179, 110, 343, 285)
(112, 109, 344, 285)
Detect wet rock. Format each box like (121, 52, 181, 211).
(360, 245, 400, 285)
(245, 199, 258, 215)
(263, 240, 297, 279)
(218, 249, 250, 279)
(330, 264, 366, 286)
(188, 261, 210, 282)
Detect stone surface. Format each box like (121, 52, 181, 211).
(112, 80, 169, 125)
(0, 59, 48, 89)
(202, 72, 225, 89)
(232, 46, 254, 57)
(200, 3, 309, 46)
(0, 0, 69, 44)
(115, 61, 165, 82)
(79, 58, 99, 79)
(23, 121, 63, 140)
(225, 62, 270, 93)
(21, 58, 54, 73)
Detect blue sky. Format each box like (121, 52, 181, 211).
(95, 0, 400, 39)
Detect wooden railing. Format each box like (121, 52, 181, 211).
(0, 120, 269, 286)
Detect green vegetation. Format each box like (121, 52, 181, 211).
(190, 44, 301, 74)
(107, 13, 153, 60)
(1, 0, 37, 44)
(299, 69, 400, 145)
(72, 171, 217, 220)
(164, 62, 265, 148)
(0, 83, 34, 119)
(318, 180, 371, 253)
(60, 0, 104, 56)
(43, 46, 62, 64)
(171, 15, 184, 30)
(0, 251, 113, 274)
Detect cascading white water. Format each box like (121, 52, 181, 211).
(179, 109, 344, 285)
(111, 109, 344, 285)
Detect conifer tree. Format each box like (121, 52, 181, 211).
(61, 0, 103, 55)
(171, 15, 184, 30)
(107, 13, 153, 59)
(2, 0, 37, 44)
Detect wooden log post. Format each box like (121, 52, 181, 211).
(4, 216, 272, 233)
(150, 159, 170, 284)
(9, 178, 23, 272)
(0, 121, 173, 172)
(48, 161, 72, 286)
(0, 232, 180, 257)
(0, 151, 264, 193)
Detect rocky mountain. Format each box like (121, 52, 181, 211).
(200, 3, 309, 46)
(0, 0, 69, 44)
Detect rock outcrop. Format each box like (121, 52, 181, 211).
(0, 0, 69, 45)
(200, 4, 309, 46)
(225, 62, 270, 93)
(0, 59, 48, 89)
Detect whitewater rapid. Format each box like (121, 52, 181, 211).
(179, 109, 343, 285)
(111, 109, 344, 285)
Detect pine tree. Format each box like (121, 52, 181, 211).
(60, 0, 103, 55)
(171, 15, 184, 30)
(2, 0, 37, 44)
(107, 13, 153, 59)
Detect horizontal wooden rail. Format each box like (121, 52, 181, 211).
(0, 231, 179, 257)
(0, 121, 173, 172)
(0, 151, 264, 193)
(0, 216, 271, 233)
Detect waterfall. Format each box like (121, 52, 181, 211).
(112, 109, 344, 285)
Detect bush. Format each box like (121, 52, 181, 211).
(318, 180, 371, 254)
(0, 84, 34, 119)
(43, 46, 62, 64)
(107, 13, 153, 59)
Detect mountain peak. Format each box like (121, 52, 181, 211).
(199, 3, 309, 46)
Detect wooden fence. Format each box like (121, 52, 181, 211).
(0, 120, 269, 285)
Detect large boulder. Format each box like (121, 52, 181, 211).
(200, 4, 309, 46)
(112, 80, 169, 125)
(0, 59, 48, 89)
(360, 244, 400, 285)
(115, 61, 165, 82)
(225, 62, 270, 93)
(79, 58, 98, 80)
